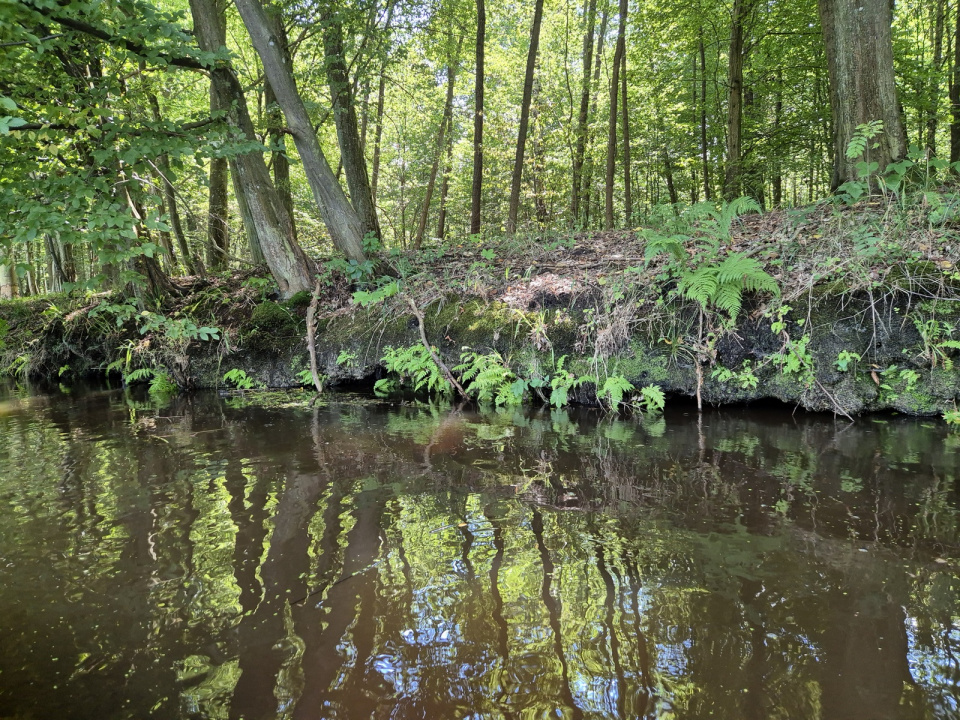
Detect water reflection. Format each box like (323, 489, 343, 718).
(0, 386, 958, 719)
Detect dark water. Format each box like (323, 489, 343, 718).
(0, 385, 959, 720)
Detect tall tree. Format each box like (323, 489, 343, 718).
(233, 0, 369, 265)
(699, 31, 712, 201)
(263, 2, 297, 243)
(321, 4, 382, 241)
(605, 0, 627, 229)
(818, 0, 906, 189)
(619, 35, 632, 222)
(414, 45, 459, 248)
(571, 0, 598, 225)
(190, 0, 314, 296)
(723, 0, 751, 200)
(952, 1, 960, 163)
(470, 0, 486, 236)
(506, 0, 546, 235)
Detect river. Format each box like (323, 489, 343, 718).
(0, 384, 958, 719)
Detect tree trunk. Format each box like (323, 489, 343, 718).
(620, 37, 632, 223)
(723, 0, 749, 200)
(322, 6, 381, 241)
(818, 0, 907, 189)
(191, 0, 315, 297)
(0, 262, 17, 299)
(264, 3, 297, 243)
(436, 112, 454, 240)
(506, 0, 546, 235)
(207, 155, 230, 270)
(663, 149, 679, 205)
(699, 31, 712, 201)
(571, 0, 597, 226)
(773, 70, 783, 206)
(232, 0, 368, 268)
(927, 0, 946, 155)
(414, 50, 459, 248)
(470, 0, 486, 237)
(582, 5, 609, 229)
(952, 0, 960, 163)
(605, 0, 627, 230)
(370, 4, 394, 207)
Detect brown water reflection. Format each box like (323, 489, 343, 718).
(0, 386, 958, 719)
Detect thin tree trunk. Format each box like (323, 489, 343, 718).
(436, 113, 454, 240)
(773, 70, 783, 205)
(470, 0, 486, 236)
(663, 149, 679, 205)
(264, 3, 297, 243)
(506, 0, 546, 235)
(952, 0, 960, 163)
(818, 0, 907, 189)
(700, 32, 712, 200)
(0, 263, 17, 299)
(192, 0, 315, 296)
(605, 0, 627, 230)
(233, 0, 367, 269)
(620, 36, 632, 223)
(582, 5, 609, 229)
(322, 6, 381, 241)
(370, 4, 395, 207)
(927, 0, 946, 154)
(571, 0, 598, 225)
(414, 50, 459, 249)
(723, 0, 749, 200)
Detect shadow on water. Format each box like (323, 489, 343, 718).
(0, 383, 958, 719)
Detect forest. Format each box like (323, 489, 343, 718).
(0, 0, 954, 299)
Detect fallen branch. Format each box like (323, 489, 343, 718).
(405, 297, 468, 399)
(814, 377, 855, 423)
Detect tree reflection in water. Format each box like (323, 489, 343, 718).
(0, 387, 958, 719)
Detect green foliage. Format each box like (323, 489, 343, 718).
(636, 384, 666, 414)
(711, 361, 759, 390)
(454, 349, 524, 406)
(835, 350, 861, 372)
(242, 276, 277, 300)
(597, 375, 635, 410)
(945, 408, 960, 427)
(677, 253, 780, 322)
(352, 280, 399, 307)
(336, 350, 359, 367)
(124, 367, 177, 401)
(222, 368, 257, 390)
(779, 334, 815, 387)
(548, 356, 587, 408)
(643, 198, 778, 322)
(845, 120, 884, 161)
(0, 317, 7, 350)
(380, 345, 452, 397)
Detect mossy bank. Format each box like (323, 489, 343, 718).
(2, 274, 958, 418)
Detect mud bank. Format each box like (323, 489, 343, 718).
(5, 279, 956, 417)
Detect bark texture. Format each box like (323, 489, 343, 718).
(233, 0, 368, 266)
(191, 0, 314, 297)
(818, 0, 907, 189)
(470, 0, 486, 237)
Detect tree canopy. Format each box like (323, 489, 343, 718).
(0, 0, 950, 297)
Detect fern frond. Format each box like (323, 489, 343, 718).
(678, 266, 719, 307)
(124, 367, 156, 384)
(718, 197, 761, 238)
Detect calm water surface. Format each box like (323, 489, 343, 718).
(0, 385, 958, 719)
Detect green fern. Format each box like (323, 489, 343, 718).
(642, 229, 687, 263)
(454, 349, 523, 405)
(598, 375, 635, 409)
(381, 345, 452, 396)
(678, 252, 779, 322)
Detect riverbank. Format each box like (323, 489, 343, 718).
(2, 197, 959, 418)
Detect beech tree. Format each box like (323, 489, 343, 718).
(818, 0, 907, 188)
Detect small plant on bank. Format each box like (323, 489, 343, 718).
(835, 350, 861, 372)
(222, 368, 259, 390)
(376, 345, 452, 397)
(597, 374, 635, 410)
(635, 384, 666, 414)
(711, 360, 760, 390)
(125, 367, 178, 401)
(454, 349, 525, 406)
(945, 407, 960, 427)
